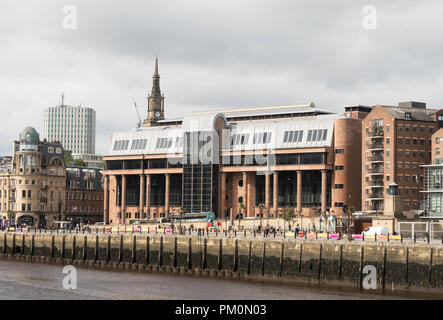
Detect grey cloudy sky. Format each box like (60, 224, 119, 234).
(1, 0, 443, 155)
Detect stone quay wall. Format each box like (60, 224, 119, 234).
(0, 232, 442, 296)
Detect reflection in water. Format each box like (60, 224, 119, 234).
(0, 260, 419, 300)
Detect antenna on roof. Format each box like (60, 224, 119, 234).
(132, 97, 143, 128)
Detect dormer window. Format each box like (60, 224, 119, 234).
(405, 112, 411, 119)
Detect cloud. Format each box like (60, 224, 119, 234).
(1, 0, 443, 155)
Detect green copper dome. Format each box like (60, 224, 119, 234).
(19, 126, 40, 145)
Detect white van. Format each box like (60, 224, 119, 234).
(362, 226, 389, 237)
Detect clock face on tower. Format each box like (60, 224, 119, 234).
(155, 111, 161, 117)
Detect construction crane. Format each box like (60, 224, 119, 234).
(132, 97, 143, 128)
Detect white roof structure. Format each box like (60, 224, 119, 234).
(106, 113, 338, 156)
(157, 103, 333, 124)
(182, 112, 228, 132)
(225, 115, 336, 152)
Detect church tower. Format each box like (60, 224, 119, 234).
(143, 58, 165, 127)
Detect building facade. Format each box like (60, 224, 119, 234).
(72, 153, 103, 169)
(0, 127, 66, 227)
(44, 94, 96, 155)
(421, 128, 443, 218)
(65, 166, 104, 224)
(362, 102, 443, 214)
(103, 61, 363, 225)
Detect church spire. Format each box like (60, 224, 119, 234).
(151, 57, 162, 98)
(154, 57, 158, 76)
(144, 58, 165, 127)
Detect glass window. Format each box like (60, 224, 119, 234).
(288, 131, 293, 142)
(312, 130, 317, 141)
(307, 130, 312, 142)
(322, 129, 328, 141)
(283, 131, 289, 143)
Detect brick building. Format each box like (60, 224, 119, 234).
(362, 102, 443, 214)
(65, 166, 104, 224)
(103, 60, 363, 225)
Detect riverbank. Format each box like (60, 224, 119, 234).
(0, 260, 419, 300)
(1, 232, 443, 298)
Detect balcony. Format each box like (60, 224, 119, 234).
(367, 167, 384, 174)
(368, 129, 384, 138)
(367, 155, 384, 162)
(369, 193, 384, 200)
(368, 180, 384, 187)
(368, 143, 384, 150)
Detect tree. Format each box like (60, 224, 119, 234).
(179, 206, 186, 234)
(238, 201, 245, 226)
(258, 203, 266, 226)
(283, 206, 295, 222)
(64, 152, 86, 167)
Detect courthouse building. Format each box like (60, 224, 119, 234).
(103, 60, 363, 224)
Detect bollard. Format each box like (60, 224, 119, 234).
(427, 232, 430, 243)
(401, 234, 403, 243)
(294, 231, 296, 239)
(414, 233, 416, 243)
(284, 231, 286, 239)
(243, 229, 246, 237)
(253, 229, 256, 238)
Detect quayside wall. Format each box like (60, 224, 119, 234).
(0, 233, 442, 296)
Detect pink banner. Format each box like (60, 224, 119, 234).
(165, 229, 173, 233)
(329, 233, 340, 239)
(306, 232, 316, 239)
(352, 234, 363, 239)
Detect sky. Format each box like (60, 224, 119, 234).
(1, 0, 443, 155)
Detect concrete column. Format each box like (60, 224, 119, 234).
(265, 172, 271, 218)
(121, 175, 126, 224)
(220, 173, 226, 219)
(242, 172, 248, 217)
(146, 175, 151, 219)
(103, 175, 109, 223)
(321, 169, 328, 213)
(165, 173, 170, 219)
(297, 170, 302, 213)
(273, 172, 278, 217)
(139, 175, 145, 218)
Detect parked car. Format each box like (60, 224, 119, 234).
(362, 226, 389, 237)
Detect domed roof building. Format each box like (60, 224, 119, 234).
(0, 126, 67, 228)
(19, 126, 40, 151)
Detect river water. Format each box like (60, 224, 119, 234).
(0, 260, 420, 300)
